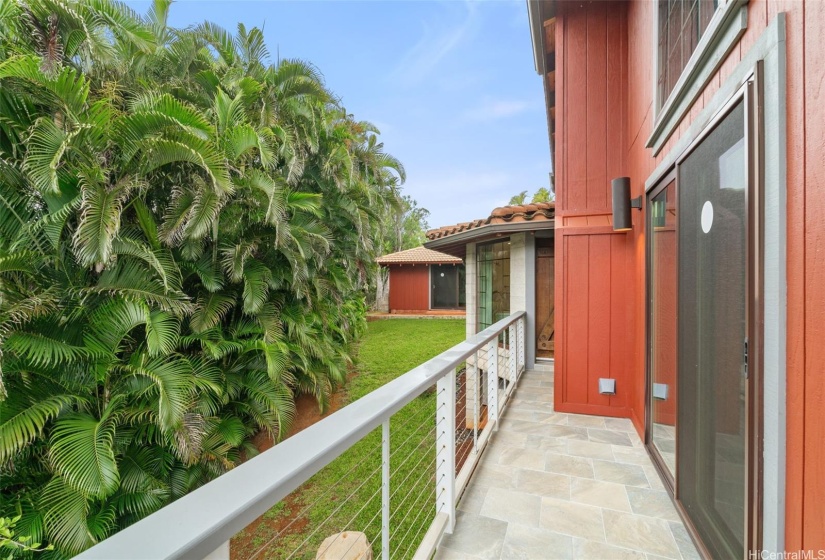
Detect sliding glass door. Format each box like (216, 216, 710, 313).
(647, 89, 758, 557)
(677, 98, 748, 559)
(431, 265, 465, 309)
(647, 178, 678, 482)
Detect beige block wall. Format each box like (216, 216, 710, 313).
(464, 234, 529, 428)
(509, 233, 527, 316)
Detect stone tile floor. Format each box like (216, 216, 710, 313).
(434, 368, 701, 560)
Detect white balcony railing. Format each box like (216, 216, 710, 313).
(76, 312, 527, 560)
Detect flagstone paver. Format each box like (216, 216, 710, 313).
(435, 368, 700, 560)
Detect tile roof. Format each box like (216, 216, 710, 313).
(425, 202, 555, 241)
(376, 246, 463, 265)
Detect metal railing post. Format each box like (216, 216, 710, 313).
(436, 369, 456, 533)
(486, 338, 499, 431)
(382, 420, 390, 559)
(472, 351, 479, 452)
(517, 318, 525, 373)
(508, 324, 517, 389)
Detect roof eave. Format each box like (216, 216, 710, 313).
(378, 260, 462, 266)
(527, 0, 546, 76)
(424, 219, 555, 253)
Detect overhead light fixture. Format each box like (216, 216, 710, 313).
(611, 177, 642, 231)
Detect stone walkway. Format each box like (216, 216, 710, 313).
(434, 368, 701, 560)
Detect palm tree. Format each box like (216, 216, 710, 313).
(0, 2, 406, 556)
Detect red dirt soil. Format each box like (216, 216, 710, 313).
(229, 369, 478, 558)
(230, 382, 350, 559)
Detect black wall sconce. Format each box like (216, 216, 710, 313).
(611, 177, 642, 231)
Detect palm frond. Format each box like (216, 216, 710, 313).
(74, 173, 141, 268)
(23, 116, 76, 195)
(189, 292, 234, 333)
(181, 255, 224, 293)
(125, 356, 194, 431)
(138, 137, 231, 194)
(144, 310, 179, 357)
(241, 260, 271, 315)
(41, 476, 95, 556)
(0, 395, 77, 462)
(4, 331, 91, 368)
(49, 408, 121, 499)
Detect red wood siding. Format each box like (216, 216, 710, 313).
(623, 0, 823, 548)
(387, 265, 429, 312)
(554, 0, 824, 546)
(554, 0, 632, 419)
(558, 230, 631, 416)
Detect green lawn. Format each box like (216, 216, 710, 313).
(232, 319, 465, 559)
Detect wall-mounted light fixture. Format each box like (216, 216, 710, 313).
(611, 177, 642, 231)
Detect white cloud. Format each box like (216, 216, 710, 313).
(390, 1, 478, 87)
(463, 98, 532, 121)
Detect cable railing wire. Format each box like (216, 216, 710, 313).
(251, 317, 524, 560)
(280, 458, 385, 560)
(392, 479, 444, 558)
(307, 479, 385, 560)
(248, 443, 384, 559)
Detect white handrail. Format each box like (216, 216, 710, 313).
(76, 311, 526, 560)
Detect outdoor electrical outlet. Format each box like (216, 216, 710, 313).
(598, 378, 616, 395)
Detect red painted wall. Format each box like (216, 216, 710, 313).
(554, 0, 633, 420)
(624, 0, 824, 548)
(554, 0, 824, 546)
(387, 265, 429, 312)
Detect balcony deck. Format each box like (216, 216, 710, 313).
(435, 368, 700, 560)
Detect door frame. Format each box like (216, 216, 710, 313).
(644, 71, 764, 558)
(644, 168, 678, 497)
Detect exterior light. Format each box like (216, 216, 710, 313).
(611, 177, 642, 231)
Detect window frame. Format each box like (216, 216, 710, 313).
(649, 0, 749, 154)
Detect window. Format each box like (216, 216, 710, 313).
(477, 241, 510, 331)
(658, 0, 718, 108)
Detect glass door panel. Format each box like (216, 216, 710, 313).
(431, 265, 459, 308)
(677, 99, 747, 558)
(649, 181, 678, 479)
(477, 241, 510, 331)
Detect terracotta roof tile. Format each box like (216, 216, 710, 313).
(376, 246, 463, 265)
(426, 202, 555, 241)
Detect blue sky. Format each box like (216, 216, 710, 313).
(126, 0, 552, 230)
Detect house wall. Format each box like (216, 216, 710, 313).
(553, 0, 824, 549)
(387, 265, 430, 312)
(510, 233, 538, 366)
(554, 0, 635, 420)
(465, 243, 477, 339)
(624, 0, 823, 550)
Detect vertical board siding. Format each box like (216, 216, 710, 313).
(773, 0, 806, 551)
(803, 0, 825, 549)
(586, 7, 609, 212)
(564, 234, 590, 405)
(387, 266, 430, 312)
(586, 235, 611, 407)
(555, 1, 633, 418)
(558, 231, 632, 414)
(554, 0, 823, 543)
(609, 233, 630, 409)
(566, 6, 589, 212)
